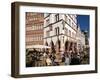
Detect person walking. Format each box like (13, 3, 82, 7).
(46, 56, 52, 66)
(65, 54, 70, 65)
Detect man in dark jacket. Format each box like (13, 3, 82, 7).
(70, 53, 80, 65)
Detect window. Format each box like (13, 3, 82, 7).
(39, 35, 42, 40)
(55, 27, 59, 35)
(35, 24, 37, 30)
(49, 25, 52, 31)
(69, 19, 71, 26)
(55, 28, 57, 35)
(39, 24, 42, 30)
(38, 26, 40, 30)
(37, 36, 38, 41)
(41, 24, 42, 29)
(39, 24, 41, 30)
(35, 36, 37, 41)
(46, 19, 50, 26)
(32, 26, 34, 30)
(57, 27, 59, 35)
(41, 24, 43, 29)
(69, 30, 71, 37)
(72, 32, 74, 38)
(55, 14, 59, 22)
(37, 36, 39, 41)
(41, 36, 42, 40)
(33, 25, 36, 30)
(74, 33, 76, 38)
(33, 36, 35, 41)
(65, 15, 67, 22)
(39, 36, 41, 40)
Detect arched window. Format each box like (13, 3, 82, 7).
(56, 38, 61, 52)
(55, 14, 59, 22)
(55, 27, 59, 35)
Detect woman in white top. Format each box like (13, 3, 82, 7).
(65, 54, 70, 65)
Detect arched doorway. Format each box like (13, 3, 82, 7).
(45, 41, 49, 53)
(50, 40, 55, 53)
(56, 38, 61, 53)
(69, 42, 73, 51)
(65, 40, 68, 52)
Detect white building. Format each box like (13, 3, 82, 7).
(43, 13, 80, 53)
(76, 26, 85, 52)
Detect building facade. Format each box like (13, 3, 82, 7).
(26, 12, 44, 46)
(76, 26, 85, 52)
(26, 12, 86, 53)
(43, 13, 79, 53)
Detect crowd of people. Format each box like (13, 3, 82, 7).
(26, 49, 89, 67)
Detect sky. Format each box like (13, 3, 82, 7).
(77, 15, 90, 33)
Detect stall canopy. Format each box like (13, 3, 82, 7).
(26, 45, 51, 49)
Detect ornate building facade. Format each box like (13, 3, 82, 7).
(43, 13, 81, 53)
(26, 12, 44, 46)
(76, 26, 85, 52)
